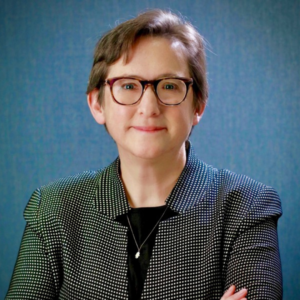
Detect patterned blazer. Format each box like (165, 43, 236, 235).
(6, 146, 282, 299)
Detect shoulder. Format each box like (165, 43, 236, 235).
(215, 168, 280, 203)
(209, 167, 282, 222)
(191, 156, 271, 202)
(214, 168, 267, 197)
(40, 170, 101, 199)
(183, 145, 281, 218)
(187, 143, 279, 206)
(24, 170, 102, 224)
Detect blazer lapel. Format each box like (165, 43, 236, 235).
(166, 144, 215, 214)
(141, 145, 216, 298)
(94, 157, 130, 219)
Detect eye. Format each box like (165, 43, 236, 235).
(116, 79, 140, 91)
(164, 84, 176, 90)
(122, 83, 135, 90)
(161, 81, 179, 91)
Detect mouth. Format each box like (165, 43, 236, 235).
(131, 126, 166, 133)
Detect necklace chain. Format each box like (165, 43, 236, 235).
(126, 205, 169, 259)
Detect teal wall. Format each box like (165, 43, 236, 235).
(1, 0, 299, 298)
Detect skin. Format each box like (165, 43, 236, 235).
(88, 36, 247, 299)
(221, 286, 248, 300)
(88, 36, 204, 208)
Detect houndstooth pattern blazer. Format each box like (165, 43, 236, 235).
(6, 146, 282, 299)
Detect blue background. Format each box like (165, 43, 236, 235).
(0, 0, 299, 298)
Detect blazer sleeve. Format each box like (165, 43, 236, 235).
(224, 186, 282, 300)
(6, 189, 57, 299)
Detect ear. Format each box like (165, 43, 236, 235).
(192, 102, 206, 126)
(87, 89, 106, 125)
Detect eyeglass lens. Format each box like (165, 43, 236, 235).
(111, 78, 188, 105)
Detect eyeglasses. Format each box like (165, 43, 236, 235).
(103, 77, 193, 106)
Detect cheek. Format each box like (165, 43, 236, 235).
(104, 104, 134, 129)
(169, 109, 194, 133)
(182, 101, 197, 124)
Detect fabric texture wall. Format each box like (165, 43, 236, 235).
(0, 0, 299, 299)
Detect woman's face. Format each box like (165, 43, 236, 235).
(89, 36, 204, 161)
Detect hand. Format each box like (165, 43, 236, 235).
(221, 285, 248, 300)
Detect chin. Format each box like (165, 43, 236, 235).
(117, 139, 184, 161)
(133, 148, 165, 160)
(121, 144, 168, 161)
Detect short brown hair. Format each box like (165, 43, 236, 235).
(86, 9, 208, 109)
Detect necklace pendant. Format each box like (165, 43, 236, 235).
(135, 251, 140, 259)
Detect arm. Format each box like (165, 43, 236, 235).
(224, 186, 282, 299)
(6, 190, 57, 299)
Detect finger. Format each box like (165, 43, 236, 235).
(230, 288, 248, 300)
(221, 285, 235, 299)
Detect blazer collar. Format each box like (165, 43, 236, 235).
(95, 142, 214, 219)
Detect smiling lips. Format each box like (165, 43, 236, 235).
(132, 126, 166, 132)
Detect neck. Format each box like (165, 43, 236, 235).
(119, 145, 187, 208)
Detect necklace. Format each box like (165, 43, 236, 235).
(126, 205, 169, 259)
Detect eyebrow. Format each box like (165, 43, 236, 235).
(112, 73, 186, 80)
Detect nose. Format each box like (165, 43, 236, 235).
(137, 84, 161, 116)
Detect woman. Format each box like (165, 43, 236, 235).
(6, 10, 282, 300)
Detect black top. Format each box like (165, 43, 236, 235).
(117, 206, 178, 299)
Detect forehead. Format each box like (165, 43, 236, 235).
(107, 36, 190, 79)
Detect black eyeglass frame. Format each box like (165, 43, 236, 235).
(103, 77, 194, 106)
